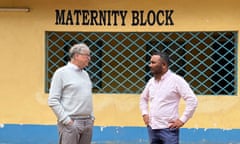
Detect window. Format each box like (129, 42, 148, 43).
(45, 31, 238, 95)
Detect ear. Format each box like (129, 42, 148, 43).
(162, 61, 168, 69)
(162, 61, 167, 66)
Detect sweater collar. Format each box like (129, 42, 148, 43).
(67, 62, 82, 71)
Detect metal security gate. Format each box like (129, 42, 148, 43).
(45, 31, 238, 95)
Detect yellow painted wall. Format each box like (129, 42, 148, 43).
(0, 0, 239, 129)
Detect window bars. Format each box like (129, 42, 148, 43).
(46, 31, 237, 95)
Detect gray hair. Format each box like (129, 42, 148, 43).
(69, 43, 90, 58)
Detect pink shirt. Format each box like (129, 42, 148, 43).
(140, 70, 198, 129)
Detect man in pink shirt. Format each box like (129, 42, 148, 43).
(140, 51, 198, 144)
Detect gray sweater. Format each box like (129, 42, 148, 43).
(48, 62, 93, 124)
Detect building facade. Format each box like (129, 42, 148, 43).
(0, 0, 239, 143)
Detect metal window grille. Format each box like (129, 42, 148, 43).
(45, 31, 238, 95)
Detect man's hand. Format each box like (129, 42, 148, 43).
(142, 114, 149, 125)
(168, 119, 184, 129)
(67, 119, 74, 126)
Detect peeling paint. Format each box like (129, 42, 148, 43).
(100, 126, 106, 132)
(0, 125, 240, 143)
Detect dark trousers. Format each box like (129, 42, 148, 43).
(147, 126, 179, 144)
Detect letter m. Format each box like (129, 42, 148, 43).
(55, 9, 66, 25)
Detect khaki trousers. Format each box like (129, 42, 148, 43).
(58, 119, 94, 144)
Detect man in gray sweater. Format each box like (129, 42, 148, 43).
(48, 43, 94, 144)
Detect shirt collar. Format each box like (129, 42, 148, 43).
(155, 70, 171, 81)
(67, 62, 82, 71)
(162, 70, 172, 80)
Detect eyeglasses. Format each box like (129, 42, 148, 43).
(78, 53, 91, 57)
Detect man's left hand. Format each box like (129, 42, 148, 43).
(168, 119, 184, 129)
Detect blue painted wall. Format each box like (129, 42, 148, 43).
(0, 125, 239, 144)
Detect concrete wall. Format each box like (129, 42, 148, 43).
(0, 0, 239, 143)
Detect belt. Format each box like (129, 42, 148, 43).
(70, 115, 93, 120)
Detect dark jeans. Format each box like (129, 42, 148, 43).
(147, 126, 179, 144)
